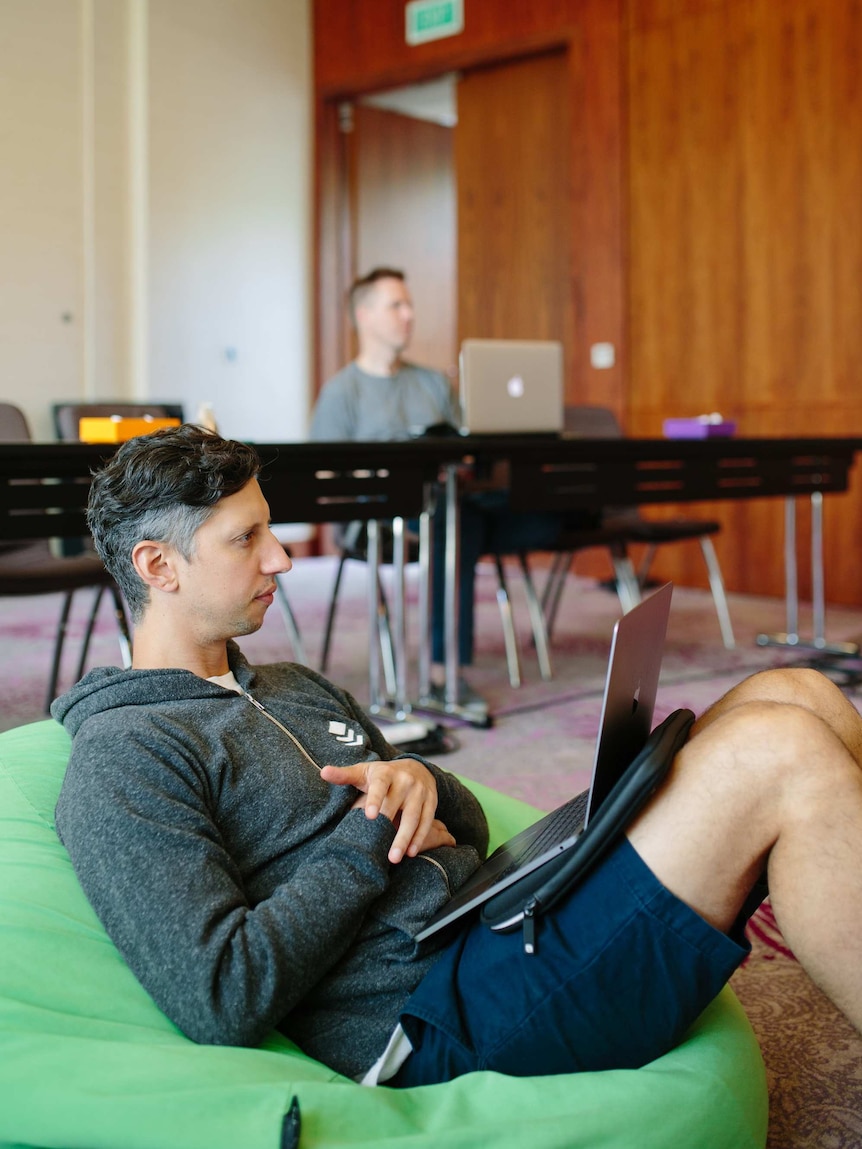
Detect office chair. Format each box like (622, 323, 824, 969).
(480, 549, 554, 688)
(322, 509, 555, 691)
(0, 402, 132, 710)
(319, 520, 417, 697)
(541, 405, 735, 649)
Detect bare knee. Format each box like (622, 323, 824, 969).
(695, 667, 849, 732)
(724, 666, 840, 710)
(746, 666, 843, 706)
(688, 696, 857, 809)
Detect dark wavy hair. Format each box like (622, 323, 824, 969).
(88, 424, 261, 621)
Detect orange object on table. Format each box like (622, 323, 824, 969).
(78, 416, 181, 443)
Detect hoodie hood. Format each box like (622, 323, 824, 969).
(51, 641, 256, 737)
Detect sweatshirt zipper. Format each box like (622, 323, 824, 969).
(417, 853, 452, 896)
(240, 689, 322, 772)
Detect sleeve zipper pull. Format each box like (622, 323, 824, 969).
(523, 900, 537, 955)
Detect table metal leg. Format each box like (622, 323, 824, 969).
(785, 495, 799, 642)
(364, 520, 401, 714)
(366, 520, 383, 712)
(444, 464, 459, 707)
(390, 516, 410, 718)
(367, 513, 443, 744)
(415, 465, 491, 727)
(811, 491, 825, 646)
(756, 494, 858, 656)
(417, 495, 433, 701)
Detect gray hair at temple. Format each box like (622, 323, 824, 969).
(87, 424, 261, 622)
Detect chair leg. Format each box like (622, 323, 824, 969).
(322, 541, 399, 704)
(609, 545, 642, 613)
(542, 551, 573, 642)
(69, 583, 131, 689)
(699, 537, 736, 650)
(640, 537, 735, 650)
(416, 506, 433, 699)
(74, 586, 106, 682)
(375, 578, 398, 700)
(518, 554, 553, 680)
(275, 578, 307, 664)
(636, 544, 658, 590)
(320, 554, 348, 673)
(109, 586, 133, 668)
(46, 590, 75, 712)
(493, 556, 521, 688)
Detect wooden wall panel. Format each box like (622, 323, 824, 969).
(626, 0, 862, 604)
(627, 0, 747, 420)
(832, 1, 862, 402)
(456, 52, 573, 358)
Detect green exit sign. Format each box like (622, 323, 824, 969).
(405, 0, 464, 45)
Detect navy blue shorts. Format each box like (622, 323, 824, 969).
(391, 837, 750, 1086)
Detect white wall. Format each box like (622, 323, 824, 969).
(0, 0, 312, 443)
(148, 0, 311, 443)
(0, 0, 84, 437)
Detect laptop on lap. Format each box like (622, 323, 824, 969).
(414, 582, 674, 942)
(459, 339, 564, 435)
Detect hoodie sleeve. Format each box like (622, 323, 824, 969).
(55, 713, 401, 1049)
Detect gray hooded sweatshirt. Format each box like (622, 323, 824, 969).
(52, 644, 488, 1078)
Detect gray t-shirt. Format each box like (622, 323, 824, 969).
(310, 360, 458, 441)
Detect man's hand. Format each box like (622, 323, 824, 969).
(320, 759, 452, 863)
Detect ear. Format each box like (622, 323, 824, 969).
(131, 540, 180, 594)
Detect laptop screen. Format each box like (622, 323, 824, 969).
(459, 339, 564, 435)
(585, 582, 672, 825)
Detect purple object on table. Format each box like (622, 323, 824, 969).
(663, 418, 737, 439)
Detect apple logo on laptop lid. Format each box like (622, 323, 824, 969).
(507, 375, 525, 398)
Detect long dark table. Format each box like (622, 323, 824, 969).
(5, 434, 857, 530)
(431, 435, 862, 712)
(3, 436, 861, 718)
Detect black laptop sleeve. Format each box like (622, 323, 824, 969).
(480, 707, 696, 953)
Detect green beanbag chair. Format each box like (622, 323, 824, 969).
(0, 720, 768, 1149)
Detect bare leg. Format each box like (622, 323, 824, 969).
(627, 667, 862, 1032)
(692, 666, 862, 765)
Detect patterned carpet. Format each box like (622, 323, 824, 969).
(736, 903, 862, 1148)
(3, 557, 862, 1145)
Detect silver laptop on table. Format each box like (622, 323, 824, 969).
(414, 582, 673, 942)
(459, 339, 564, 435)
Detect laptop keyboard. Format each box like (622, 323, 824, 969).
(503, 790, 589, 876)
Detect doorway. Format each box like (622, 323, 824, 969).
(351, 78, 458, 379)
(318, 49, 572, 400)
